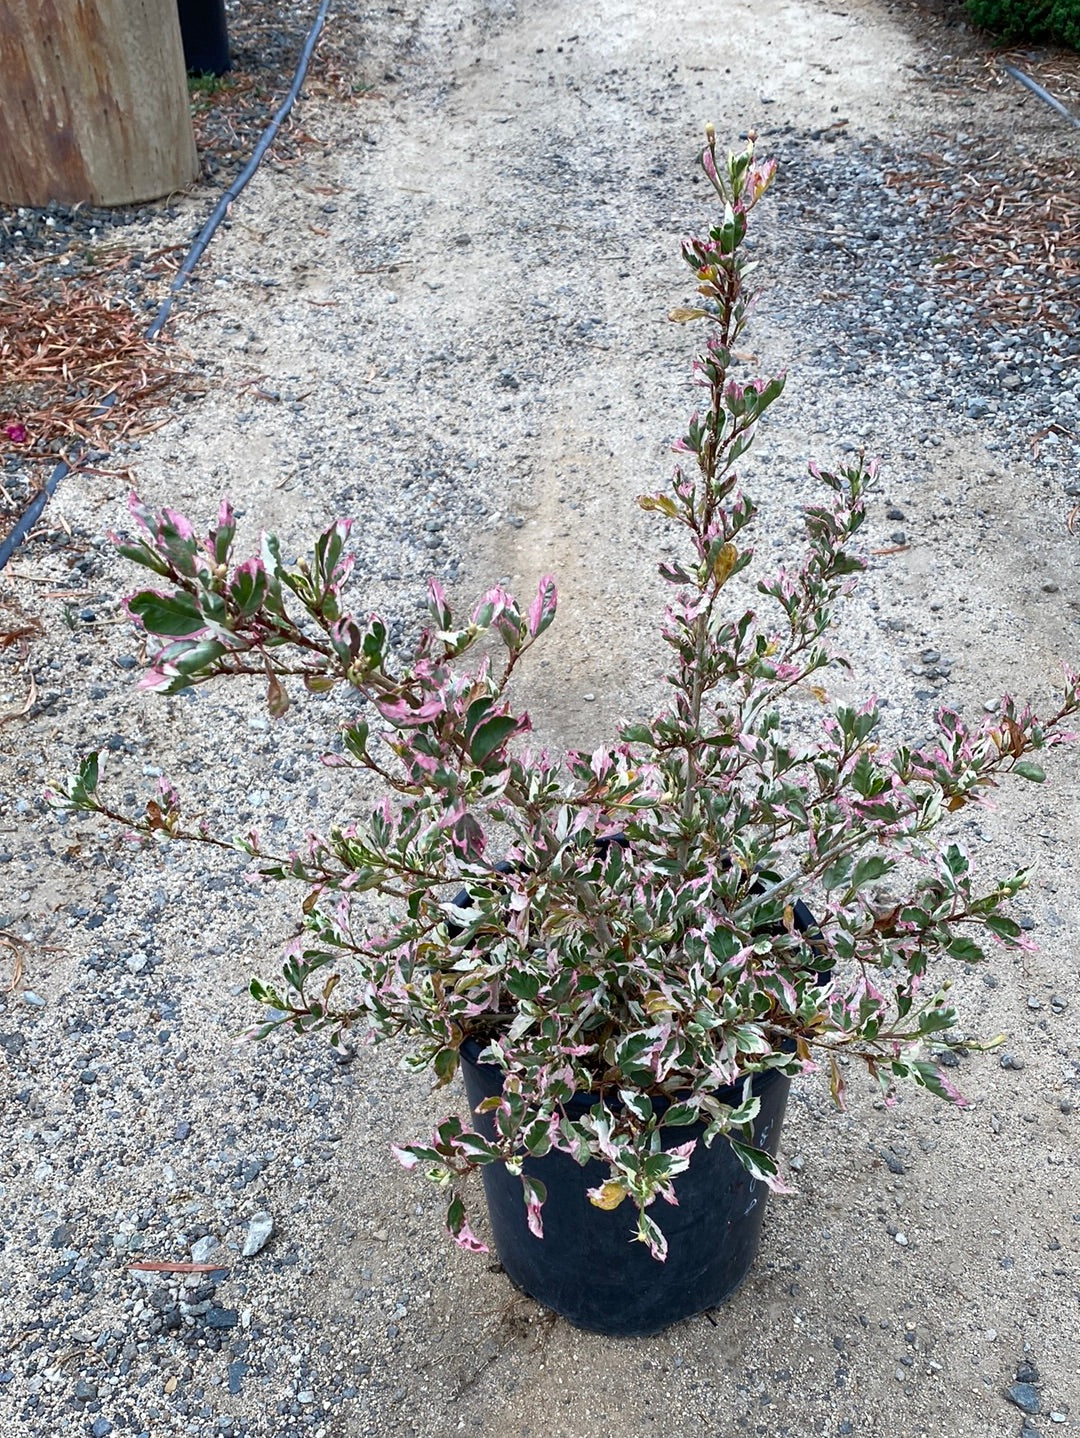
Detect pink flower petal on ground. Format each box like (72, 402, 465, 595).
(450, 1220, 489, 1254)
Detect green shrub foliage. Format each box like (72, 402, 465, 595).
(966, 0, 1080, 48)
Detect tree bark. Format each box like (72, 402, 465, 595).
(0, 0, 199, 208)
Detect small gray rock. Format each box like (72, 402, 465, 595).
(1007, 1382, 1041, 1415)
(241, 1211, 274, 1258)
(190, 1235, 220, 1265)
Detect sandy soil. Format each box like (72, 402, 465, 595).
(2, 1, 1078, 1436)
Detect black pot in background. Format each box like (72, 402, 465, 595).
(178, 0, 230, 76)
(460, 1042, 793, 1337)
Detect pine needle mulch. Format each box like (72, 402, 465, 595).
(883, 148, 1080, 334)
(0, 262, 194, 546)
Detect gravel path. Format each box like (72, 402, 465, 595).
(1, 2, 1078, 1436)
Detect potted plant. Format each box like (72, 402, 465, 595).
(52, 128, 1079, 1337)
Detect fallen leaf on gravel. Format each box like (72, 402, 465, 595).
(1, 934, 26, 994)
(0, 672, 36, 726)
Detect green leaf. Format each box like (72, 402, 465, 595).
(618, 1090, 653, 1123)
(662, 1101, 699, 1127)
(849, 855, 892, 892)
(464, 696, 494, 738)
(620, 723, 653, 744)
(521, 1174, 547, 1208)
(727, 1093, 761, 1127)
(851, 750, 886, 797)
(942, 844, 969, 879)
(361, 619, 387, 669)
(521, 1117, 553, 1157)
(457, 1132, 499, 1163)
(228, 564, 268, 617)
(946, 936, 985, 963)
(505, 970, 541, 1002)
(170, 639, 228, 676)
(314, 522, 348, 589)
(469, 715, 518, 765)
(79, 752, 100, 797)
(635, 1210, 669, 1262)
(114, 540, 171, 577)
(822, 855, 853, 891)
(127, 591, 205, 638)
(432, 1046, 459, 1086)
(728, 1137, 779, 1184)
(909, 1059, 962, 1103)
(984, 913, 1022, 942)
(342, 721, 369, 760)
(1012, 760, 1045, 782)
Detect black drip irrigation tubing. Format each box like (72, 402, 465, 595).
(1000, 62, 1080, 131)
(0, 0, 332, 574)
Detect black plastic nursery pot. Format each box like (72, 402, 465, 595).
(177, 0, 230, 76)
(459, 1042, 793, 1337)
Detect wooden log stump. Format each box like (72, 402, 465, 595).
(0, 0, 199, 208)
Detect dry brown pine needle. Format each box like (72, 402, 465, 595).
(0, 276, 187, 458)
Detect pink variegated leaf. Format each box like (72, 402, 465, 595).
(446, 1196, 488, 1254)
(521, 1175, 546, 1239)
(637, 1211, 669, 1262)
(526, 575, 558, 639)
(127, 490, 157, 536)
(701, 144, 720, 191)
(161, 507, 196, 542)
(427, 577, 451, 632)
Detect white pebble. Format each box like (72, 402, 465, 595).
(241, 1212, 274, 1258)
(191, 1234, 220, 1264)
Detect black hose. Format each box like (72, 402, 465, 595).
(0, 0, 332, 572)
(1000, 63, 1080, 131)
(147, 0, 332, 340)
